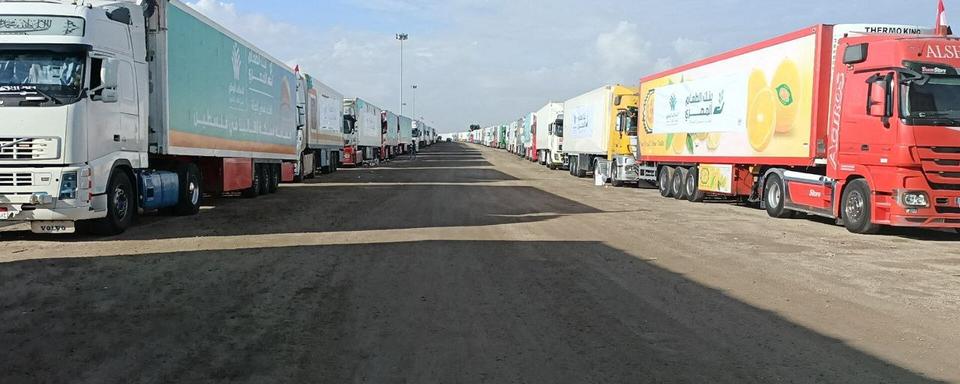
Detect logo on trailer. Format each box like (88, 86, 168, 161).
(827, 72, 845, 171)
(232, 43, 242, 81)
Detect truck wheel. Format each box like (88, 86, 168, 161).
(89, 170, 135, 235)
(841, 179, 881, 234)
(268, 165, 280, 193)
(672, 167, 688, 200)
(686, 168, 706, 202)
(569, 157, 577, 177)
(575, 156, 587, 178)
(764, 174, 792, 218)
(173, 163, 202, 216)
(658, 166, 674, 198)
(259, 165, 272, 194)
(242, 165, 261, 198)
(611, 160, 624, 187)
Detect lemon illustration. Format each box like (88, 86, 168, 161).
(706, 133, 722, 151)
(771, 59, 799, 133)
(747, 89, 777, 152)
(748, 68, 767, 99)
(672, 132, 688, 154)
(693, 132, 708, 141)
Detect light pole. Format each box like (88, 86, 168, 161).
(396, 33, 408, 115)
(411, 85, 418, 117)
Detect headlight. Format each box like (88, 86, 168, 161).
(898, 190, 930, 208)
(59, 172, 78, 200)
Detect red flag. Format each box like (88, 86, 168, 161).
(937, 0, 949, 36)
(294, 64, 300, 73)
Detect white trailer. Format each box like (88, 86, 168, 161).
(297, 74, 343, 179)
(534, 102, 563, 167)
(0, 0, 299, 234)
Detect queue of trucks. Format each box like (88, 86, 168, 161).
(0, 0, 438, 234)
(458, 23, 960, 234)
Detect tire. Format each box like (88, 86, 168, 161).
(268, 165, 279, 194)
(611, 160, 624, 187)
(672, 167, 688, 200)
(764, 173, 792, 218)
(173, 163, 202, 216)
(259, 165, 271, 194)
(686, 167, 706, 202)
(242, 164, 261, 198)
(88, 170, 136, 235)
(575, 156, 587, 178)
(659, 166, 674, 198)
(841, 179, 881, 234)
(569, 157, 577, 176)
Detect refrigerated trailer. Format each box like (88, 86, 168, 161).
(562, 85, 639, 182)
(534, 102, 563, 167)
(343, 98, 381, 165)
(0, 0, 299, 234)
(399, 115, 413, 153)
(296, 73, 343, 180)
(634, 23, 960, 233)
(383, 109, 399, 159)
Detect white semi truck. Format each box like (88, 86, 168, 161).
(534, 102, 563, 168)
(297, 73, 343, 179)
(0, 0, 300, 234)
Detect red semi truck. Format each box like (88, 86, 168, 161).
(636, 24, 960, 233)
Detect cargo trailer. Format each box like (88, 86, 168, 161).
(634, 24, 960, 233)
(0, 0, 299, 234)
(534, 102, 563, 167)
(562, 85, 639, 181)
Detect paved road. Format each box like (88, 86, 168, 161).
(1, 142, 959, 383)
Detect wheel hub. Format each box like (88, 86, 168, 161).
(845, 190, 865, 221)
(114, 187, 128, 219)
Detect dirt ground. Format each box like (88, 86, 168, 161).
(1, 142, 958, 383)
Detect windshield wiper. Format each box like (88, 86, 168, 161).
(907, 113, 960, 126)
(27, 87, 63, 105)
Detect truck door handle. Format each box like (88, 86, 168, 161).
(861, 144, 869, 151)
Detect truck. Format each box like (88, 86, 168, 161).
(296, 73, 343, 180)
(634, 23, 960, 234)
(382, 109, 399, 159)
(0, 0, 300, 234)
(534, 102, 563, 168)
(399, 115, 413, 153)
(505, 121, 518, 154)
(343, 98, 381, 165)
(523, 112, 535, 160)
(562, 85, 639, 182)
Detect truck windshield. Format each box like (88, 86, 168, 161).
(0, 49, 85, 105)
(902, 76, 960, 120)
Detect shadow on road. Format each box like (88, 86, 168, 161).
(0, 240, 942, 383)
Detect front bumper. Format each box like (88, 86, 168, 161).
(0, 166, 103, 224)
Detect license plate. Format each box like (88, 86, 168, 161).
(31, 221, 75, 234)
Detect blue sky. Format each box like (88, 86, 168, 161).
(187, 0, 944, 133)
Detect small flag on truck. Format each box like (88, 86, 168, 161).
(936, 0, 951, 36)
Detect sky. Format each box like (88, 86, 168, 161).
(185, 0, 942, 133)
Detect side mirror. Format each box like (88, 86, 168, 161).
(99, 88, 119, 103)
(843, 43, 868, 65)
(865, 72, 893, 128)
(101, 58, 119, 89)
(296, 105, 306, 128)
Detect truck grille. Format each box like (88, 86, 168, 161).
(0, 137, 60, 160)
(0, 172, 33, 187)
(917, 147, 960, 190)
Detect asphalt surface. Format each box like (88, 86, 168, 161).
(1, 142, 959, 383)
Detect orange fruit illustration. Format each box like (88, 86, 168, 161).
(747, 88, 777, 152)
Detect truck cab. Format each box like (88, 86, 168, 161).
(825, 35, 960, 231)
(342, 100, 358, 165)
(608, 89, 640, 185)
(0, 1, 149, 233)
